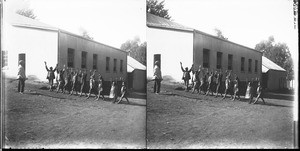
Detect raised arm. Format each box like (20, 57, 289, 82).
(53, 64, 58, 72)
(44, 61, 49, 71)
(180, 62, 185, 72)
(189, 64, 194, 72)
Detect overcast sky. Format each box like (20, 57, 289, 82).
(3, 0, 298, 60)
(163, 0, 298, 58)
(4, 0, 146, 49)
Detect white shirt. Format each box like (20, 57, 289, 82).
(17, 65, 26, 79)
(153, 65, 162, 80)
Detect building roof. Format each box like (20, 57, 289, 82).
(127, 56, 146, 72)
(6, 12, 59, 31)
(147, 13, 193, 32)
(147, 13, 261, 54)
(262, 56, 286, 73)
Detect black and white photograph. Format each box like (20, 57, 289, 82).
(146, 0, 298, 149)
(1, 0, 146, 148)
(0, 0, 299, 149)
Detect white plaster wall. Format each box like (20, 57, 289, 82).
(3, 24, 58, 81)
(147, 27, 193, 82)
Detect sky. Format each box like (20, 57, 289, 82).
(163, 0, 298, 59)
(4, 0, 146, 49)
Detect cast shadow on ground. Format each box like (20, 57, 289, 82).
(235, 98, 292, 108)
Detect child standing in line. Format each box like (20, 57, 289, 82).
(70, 69, 79, 95)
(56, 65, 66, 93)
(44, 61, 58, 91)
(79, 69, 88, 97)
(222, 70, 233, 99)
(87, 70, 96, 99)
(253, 81, 266, 104)
(180, 62, 194, 91)
(96, 74, 105, 101)
(63, 68, 72, 94)
(232, 74, 241, 101)
(205, 70, 215, 96)
(215, 69, 223, 97)
(117, 81, 129, 104)
(110, 79, 118, 103)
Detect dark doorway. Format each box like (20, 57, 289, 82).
(154, 54, 161, 68)
(128, 72, 133, 89)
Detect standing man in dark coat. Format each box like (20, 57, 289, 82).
(17, 60, 26, 94)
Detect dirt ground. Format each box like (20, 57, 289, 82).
(3, 79, 146, 149)
(146, 81, 295, 149)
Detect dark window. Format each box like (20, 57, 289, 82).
(106, 57, 110, 71)
(2, 51, 8, 67)
(113, 59, 117, 72)
(248, 59, 252, 73)
(203, 49, 210, 68)
(93, 54, 97, 70)
(120, 60, 123, 72)
(241, 57, 245, 72)
(81, 51, 87, 68)
(228, 54, 233, 70)
(216, 52, 222, 69)
(255, 60, 258, 73)
(67, 48, 75, 68)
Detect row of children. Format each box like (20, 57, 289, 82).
(180, 62, 265, 104)
(44, 61, 129, 104)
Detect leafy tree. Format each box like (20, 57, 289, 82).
(16, 9, 36, 19)
(214, 28, 228, 40)
(255, 36, 294, 80)
(120, 37, 146, 66)
(147, 0, 171, 20)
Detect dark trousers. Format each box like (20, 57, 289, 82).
(154, 79, 161, 93)
(18, 78, 25, 92)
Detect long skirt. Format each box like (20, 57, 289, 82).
(245, 86, 252, 99)
(109, 85, 116, 99)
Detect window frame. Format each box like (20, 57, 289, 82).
(81, 51, 87, 69)
(228, 54, 233, 70)
(106, 57, 110, 72)
(203, 49, 210, 68)
(93, 54, 98, 70)
(67, 48, 75, 68)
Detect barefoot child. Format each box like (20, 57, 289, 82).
(96, 74, 105, 101)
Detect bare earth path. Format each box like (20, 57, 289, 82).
(146, 82, 294, 149)
(3, 79, 146, 149)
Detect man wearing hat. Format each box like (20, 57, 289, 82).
(17, 60, 26, 94)
(153, 61, 162, 94)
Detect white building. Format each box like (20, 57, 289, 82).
(147, 13, 262, 84)
(3, 12, 127, 82)
(127, 56, 146, 92)
(262, 56, 287, 91)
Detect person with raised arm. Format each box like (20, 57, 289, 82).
(180, 62, 193, 92)
(44, 61, 58, 91)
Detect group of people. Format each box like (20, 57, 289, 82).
(179, 62, 265, 104)
(43, 61, 129, 104)
(16, 60, 129, 104)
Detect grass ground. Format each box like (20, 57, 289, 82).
(3, 78, 146, 149)
(146, 81, 295, 149)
